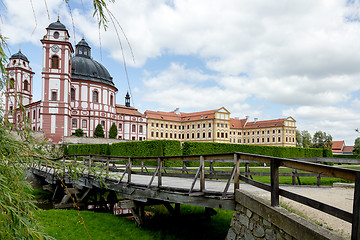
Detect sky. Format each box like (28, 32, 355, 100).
(1, 0, 360, 145)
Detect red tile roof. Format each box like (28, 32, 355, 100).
(343, 146, 354, 154)
(144, 109, 218, 122)
(230, 118, 287, 129)
(331, 141, 345, 151)
(116, 105, 142, 116)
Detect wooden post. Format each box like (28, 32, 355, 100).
(270, 158, 280, 207)
(141, 161, 144, 173)
(317, 174, 321, 186)
(106, 157, 110, 175)
(182, 161, 186, 174)
(351, 173, 360, 240)
(234, 153, 240, 192)
(245, 163, 249, 178)
(158, 158, 162, 187)
(128, 157, 132, 183)
(292, 168, 296, 185)
(89, 155, 92, 168)
(200, 155, 205, 192)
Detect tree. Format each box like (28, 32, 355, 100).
(94, 124, 105, 138)
(0, 1, 114, 238)
(74, 128, 84, 137)
(109, 123, 117, 139)
(354, 137, 360, 155)
(301, 130, 313, 148)
(296, 130, 302, 147)
(312, 131, 333, 149)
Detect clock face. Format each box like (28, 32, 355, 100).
(9, 70, 15, 76)
(51, 45, 59, 53)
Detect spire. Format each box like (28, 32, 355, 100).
(125, 92, 130, 107)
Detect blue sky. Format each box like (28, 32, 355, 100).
(1, 0, 360, 145)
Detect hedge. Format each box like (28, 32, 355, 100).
(333, 154, 360, 159)
(66, 144, 110, 155)
(182, 142, 332, 159)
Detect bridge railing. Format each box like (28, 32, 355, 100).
(43, 152, 360, 239)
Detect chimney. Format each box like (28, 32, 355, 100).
(254, 118, 258, 123)
(174, 108, 180, 115)
(244, 116, 250, 127)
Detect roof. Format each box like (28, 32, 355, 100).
(343, 146, 354, 154)
(144, 109, 218, 122)
(230, 118, 287, 129)
(116, 105, 142, 116)
(10, 50, 29, 62)
(331, 141, 345, 151)
(47, 19, 67, 31)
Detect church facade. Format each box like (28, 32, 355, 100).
(5, 19, 147, 143)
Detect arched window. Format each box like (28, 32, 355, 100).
(139, 125, 143, 133)
(132, 124, 136, 133)
(110, 95, 113, 106)
(51, 56, 59, 69)
(92, 91, 98, 103)
(71, 88, 75, 101)
(24, 80, 28, 91)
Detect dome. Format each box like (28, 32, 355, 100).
(71, 38, 114, 87)
(71, 56, 114, 86)
(47, 19, 67, 31)
(10, 50, 29, 62)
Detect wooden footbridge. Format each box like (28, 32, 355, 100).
(30, 152, 360, 239)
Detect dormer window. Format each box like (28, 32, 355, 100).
(51, 56, 59, 69)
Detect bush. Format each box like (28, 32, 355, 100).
(94, 124, 104, 138)
(74, 128, 84, 137)
(67, 144, 110, 155)
(109, 123, 117, 139)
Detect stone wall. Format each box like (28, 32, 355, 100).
(226, 190, 344, 240)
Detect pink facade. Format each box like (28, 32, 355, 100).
(5, 19, 146, 143)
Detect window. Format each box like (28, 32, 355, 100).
(165, 133, 168, 138)
(156, 123, 159, 127)
(273, 137, 275, 142)
(267, 138, 270, 142)
(252, 139, 255, 143)
(198, 124, 200, 128)
(151, 132, 154, 137)
(24, 80, 28, 91)
(221, 132, 224, 138)
(151, 123, 154, 127)
(203, 124, 205, 128)
(278, 137, 281, 142)
(174, 133, 177, 139)
(187, 125, 189, 129)
(209, 123, 212, 127)
(51, 91, 57, 101)
(132, 124, 136, 132)
(118, 123, 122, 131)
(208, 132, 211, 138)
(156, 132, 159, 137)
(197, 133, 200, 138)
(192, 133, 195, 139)
(161, 124, 163, 128)
(38, 109, 40, 118)
(170, 133, 172, 138)
(139, 125, 143, 133)
(53, 32, 60, 39)
(72, 119, 77, 128)
(170, 125, 172, 129)
(278, 130, 281, 133)
(51, 56, 59, 69)
(192, 125, 195, 129)
(273, 130, 275, 134)
(33, 110, 35, 119)
(257, 138, 260, 143)
(71, 88, 75, 101)
(92, 91, 99, 103)
(203, 132, 206, 138)
(101, 121, 105, 127)
(132, 137, 136, 140)
(82, 120, 87, 128)
(217, 132, 220, 138)
(187, 134, 190, 139)
(225, 133, 228, 138)
(161, 132, 163, 138)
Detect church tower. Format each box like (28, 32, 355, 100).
(125, 92, 131, 107)
(5, 50, 34, 124)
(40, 18, 74, 142)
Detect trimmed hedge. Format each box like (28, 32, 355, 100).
(333, 154, 360, 159)
(66, 144, 110, 155)
(110, 140, 182, 157)
(182, 142, 332, 158)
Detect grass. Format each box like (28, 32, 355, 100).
(36, 205, 233, 240)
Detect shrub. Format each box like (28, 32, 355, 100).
(94, 124, 104, 138)
(109, 123, 117, 139)
(74, 128, 84, 137)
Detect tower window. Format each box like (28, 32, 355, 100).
(92, 91, 98, 103)
(51, 56, 59, 69)
(51, 91, 57, 101)
(53, 32, 59, 39)
(118, 123, 122, 131)
(132, 124, 136, 133)
(72, 119, 77, 128)
(110, 95, 113, 106)
(71, 88, 75, 101)
(82, 120, 87, 128)
(24, 80, 29, 91)
(139, 125, 143, 133)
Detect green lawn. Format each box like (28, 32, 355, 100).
(36, 205, 233, 240)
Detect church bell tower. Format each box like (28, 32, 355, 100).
(40, 18, 74, 142)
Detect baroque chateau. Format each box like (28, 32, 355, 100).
(5, 20, 296, 147)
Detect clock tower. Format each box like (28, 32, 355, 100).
(40, 18, 74, 142)
(5, 50, 34, 124)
